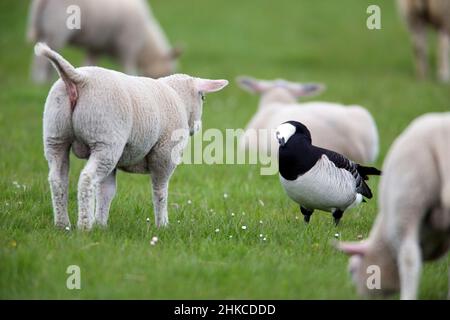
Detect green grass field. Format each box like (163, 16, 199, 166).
(0, 0, 449, 299)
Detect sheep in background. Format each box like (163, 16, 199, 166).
(237, 76, 379, 164)
(338, 112, 450, 300)
(28, 0, 181, 83)
(397, 0, 450, 82)
(35, 43, 228, 230)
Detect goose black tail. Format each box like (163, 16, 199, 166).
(357, 165, 381, 180)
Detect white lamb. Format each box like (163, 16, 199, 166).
(237, 77, 379, 164)
(397, 0, 450, 82)
(35, 43, 228, 230)
(338, 112, 450, 300)
(28, 0, 181, 83)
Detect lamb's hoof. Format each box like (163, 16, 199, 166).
(155, 220, 169, 228)
(77, 219, 94, 231)
(94, 220, 108, 229)
(303, 215, 311, 224)
(334, 218, 341, 226)
(55, 221, 71, 230)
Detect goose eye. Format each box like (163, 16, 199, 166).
(200, 93, 205, 101)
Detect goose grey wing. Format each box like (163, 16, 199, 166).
(318, 148, 373, 199)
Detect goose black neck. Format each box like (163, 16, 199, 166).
(278, 134, 318, 180)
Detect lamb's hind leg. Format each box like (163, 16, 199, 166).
(95, 169, 117, 227)
(45, 140, 71, 229)
(77, 145, 124, 230)
(398, 227, 422, 300)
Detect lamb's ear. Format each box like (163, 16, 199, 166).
(335, 241, 369, 256)
(197, 79, 229, 93)
(289, 83, 326, 98)
(236, 76, 271, 94)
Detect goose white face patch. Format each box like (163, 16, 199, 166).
(275, 123, 296, 146)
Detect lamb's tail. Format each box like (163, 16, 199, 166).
(34, 43, 85, 109)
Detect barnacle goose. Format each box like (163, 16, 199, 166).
(276, 121, 381, 225)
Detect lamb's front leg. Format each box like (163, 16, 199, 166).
(398, 231, 422, 300)
(149, 168, 175, 227)
(148, 151, 177, 227)
(437, 30, 450, 83)
(95, 170, 117, 227)
(409, 23, 428, 80)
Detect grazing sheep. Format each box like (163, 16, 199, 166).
(237, 77, 379, 164)
(35, 43, 228, 230)
(397, 0, 450, 82)
(28, 0, 181, 83)
(337, 112, 450, 299)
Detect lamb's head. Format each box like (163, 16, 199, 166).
(337, 240, 400, 298)
(139, 47, 182, 78)
(236, 76, 325, 107)
(162, 74, 228, 135)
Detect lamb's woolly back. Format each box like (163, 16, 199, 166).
(338, 112, 450, 299)
(237, 76, 379, 164)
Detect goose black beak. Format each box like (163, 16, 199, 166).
(278, 137, 285, 147)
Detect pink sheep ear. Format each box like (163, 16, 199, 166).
(289, 83, 326, 98)
(197, 79, 229, 93)
(236, 76, 272, 94)
(336, 241, 369, 256)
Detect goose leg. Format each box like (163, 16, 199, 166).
(332, 209, 344, 226)
(300, 206, 313, 223)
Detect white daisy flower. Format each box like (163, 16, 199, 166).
(241, 225, 247, 230)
